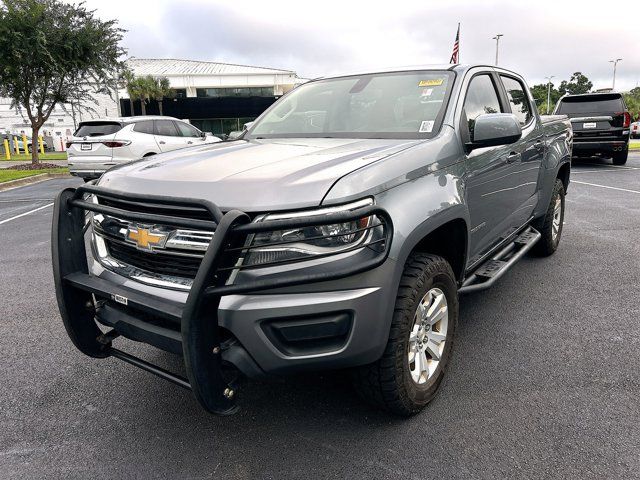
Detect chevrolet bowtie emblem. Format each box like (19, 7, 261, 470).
(125, 225, 169, 252)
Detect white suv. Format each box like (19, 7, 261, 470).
(67, 116, 222, 180)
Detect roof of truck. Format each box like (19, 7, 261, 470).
(313, 64, 520, 80)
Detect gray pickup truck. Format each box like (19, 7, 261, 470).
(52, 64, 572, 416)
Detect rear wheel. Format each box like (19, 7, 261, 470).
(352, 253, 458, 416)
(612, 149, 628, 166)
(532, 179, 565, 256)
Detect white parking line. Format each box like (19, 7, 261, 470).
(572, 181, 640, 195)
(577, 163, 640, 170)
(0, 202, 54, 225)
(572, 169, 628, 174)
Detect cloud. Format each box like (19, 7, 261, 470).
(79, 0, 639, 90)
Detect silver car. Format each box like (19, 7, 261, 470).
(67, 116, 221, 180)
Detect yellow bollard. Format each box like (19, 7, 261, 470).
(13, 136, 19, 155)
(38, 136, 45, 155)
(3, 139, 10, 160)
(21, 133, 28, 155)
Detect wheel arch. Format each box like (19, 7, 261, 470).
(394, 209, 469, 284)
(557, 161, 570, 193)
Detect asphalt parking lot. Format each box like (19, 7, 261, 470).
(1, 153, 639, 479)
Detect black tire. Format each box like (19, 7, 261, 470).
(352, 253, 458, 416)
(612, 149, 628, 166)
(531, 178, 565, 257)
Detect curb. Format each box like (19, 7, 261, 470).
(0, 172, 72, 192)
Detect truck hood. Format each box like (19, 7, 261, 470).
(98, 138, 420, 211)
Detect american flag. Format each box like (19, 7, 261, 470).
(450, 23, 460, 64)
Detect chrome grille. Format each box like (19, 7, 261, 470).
(91, 199, 217, 290)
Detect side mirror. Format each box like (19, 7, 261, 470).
(468, 113, 521, 150)
(242, 121, 254, 131)
(200, 131, 207, 138)
(227, 130, 243, 140)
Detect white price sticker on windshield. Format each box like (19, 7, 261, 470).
(419, 121, 434, 133)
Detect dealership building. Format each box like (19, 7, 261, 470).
(121, 58, 304, 135)
(0, 57, 303, 147)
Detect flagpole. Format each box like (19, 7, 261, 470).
(458, 23, 460, 63)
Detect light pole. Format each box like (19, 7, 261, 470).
(545, 76, 555, 114)
(493, 34, 504, 66)
(609, 58, 622, 90)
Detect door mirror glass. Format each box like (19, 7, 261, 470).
(469, 113, 521, 150)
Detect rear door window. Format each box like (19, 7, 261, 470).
(557, 95, 624, 114)
(500, 76, 533, 126)
(74, 122, 122, 137)
(154, 120, 180, 136)
(133, 120, 155, 134)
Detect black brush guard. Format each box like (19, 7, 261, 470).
(52, 184, 393, 415)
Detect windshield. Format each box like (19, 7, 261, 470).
(248, 71, 455, 139)
(556, 95, 624, 115)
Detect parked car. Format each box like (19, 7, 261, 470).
(66, 116, 222, 180)
(554, 92, 631, 165)
(52, 65, 572, 416)
(631, 121, 640, 139)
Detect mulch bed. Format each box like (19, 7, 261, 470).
(4, 163, 65, 170)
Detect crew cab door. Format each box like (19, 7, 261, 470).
(154, 120, 187, 152)
(462, 73, 524, 266)
(497, 75, 544, 230)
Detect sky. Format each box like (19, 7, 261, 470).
(76, 0, 639, 92)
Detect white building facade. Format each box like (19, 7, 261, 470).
(0, 58, 303, 149)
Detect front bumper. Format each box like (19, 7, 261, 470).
(52, 184, 393, 414)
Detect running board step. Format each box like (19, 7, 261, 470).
(459, 226, 541, 294)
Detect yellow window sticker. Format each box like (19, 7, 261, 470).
(419, 79, 444, 87)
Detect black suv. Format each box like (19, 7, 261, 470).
(555, 92, 631, 165)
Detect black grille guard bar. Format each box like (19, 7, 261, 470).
(52, 185, 393, 415)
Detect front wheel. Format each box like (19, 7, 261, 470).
(352, 253, 458, 416)
(531, 178, 565, 256)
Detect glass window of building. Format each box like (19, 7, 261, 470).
(196, 87, 274, 98)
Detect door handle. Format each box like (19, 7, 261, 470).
(505, 152, 521, 164)
(187, 141, 193, 144)
(158, 141, 166, 145)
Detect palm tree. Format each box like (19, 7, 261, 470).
(123, 70, 138, 116)
(149, 76, 174, 115)
(137, 76, 155, 116)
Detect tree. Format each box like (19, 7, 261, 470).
(148, 76, 173, 115)
(0, 0, 125, 164)
(129, 76, 155, 116)
(623, 87, 640, 121)
(530, 82, 561, 114)
(559, 72, 593, 96)
(121, 69, 137, 116)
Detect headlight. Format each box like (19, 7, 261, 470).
(243, 198, 382, 267)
